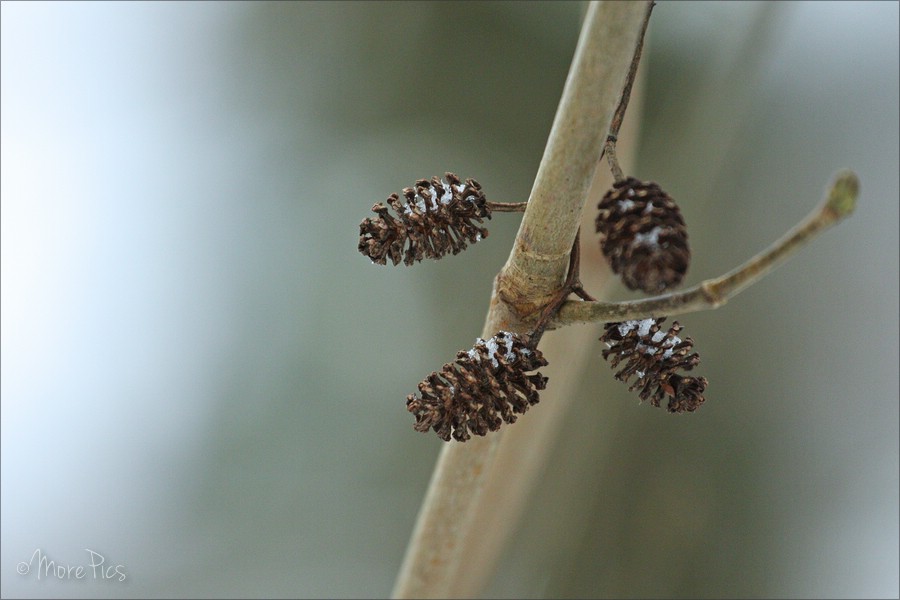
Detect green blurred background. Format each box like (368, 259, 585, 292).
(2, 1, 897, 598)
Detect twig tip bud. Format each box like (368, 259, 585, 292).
(825, 169, 859, 219)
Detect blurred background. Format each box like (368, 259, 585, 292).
(1, 1, 897, 598)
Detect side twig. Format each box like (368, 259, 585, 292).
(603, 0, 653, 184)
(552, 170, 860, 326)
(487, 201, 529, 212)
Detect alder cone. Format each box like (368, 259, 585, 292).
(406, 331, 548, 442)
(596, 177, 690, 293)
(359, 172, 490, 266)
(600, 317, 707, 413)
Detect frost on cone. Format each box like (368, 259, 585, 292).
(600, 317, 707, 413)
(359, 172, 490, 266)
(406, 331, 549, 442)
(596, 177, 690, 293)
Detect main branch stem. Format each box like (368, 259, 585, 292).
(391, 3, 653, 597)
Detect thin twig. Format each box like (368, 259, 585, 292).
(552, 170, 860, 326)
(605, 138, 625, 183)
(568, 228, 597, 302)
(602, 0, 653, 183)
(607, 2, 653, 143)
(487, 201, 528, 212)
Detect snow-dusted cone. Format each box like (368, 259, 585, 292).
(596, 177, 690, 293)
(406, 331, 548, 442)
(359, 172, 490, 266)
(600, 317, 707, 413)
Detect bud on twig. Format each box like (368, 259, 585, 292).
(359, 173, 491, 266)
(406, 331, 549, 442)
(600, 317, 707, 413)
(596, 177, 690, 293)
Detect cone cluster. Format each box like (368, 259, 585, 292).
(359, 172, 490, 266)
(406, 331, 548, 442)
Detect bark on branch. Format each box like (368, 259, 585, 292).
(391, 3, 655, 597)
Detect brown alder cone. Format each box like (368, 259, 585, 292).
(359, 172, 490, 266)
(596, 177, 690, 293)
(600, 317, 707, 413)
(406, 331, 549, 442)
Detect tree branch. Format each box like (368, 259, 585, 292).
(552, 170, 860, 326)
(390, 3, 654, 598)
(495, 2, 655, 320)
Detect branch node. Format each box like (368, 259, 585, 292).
(699, 281, 725, 308)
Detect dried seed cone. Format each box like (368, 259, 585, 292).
(596, 177, 690, 293)
(359, 172, 490, 266)
(600, 317, 707, 413)
(406, 331, 549, 442)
